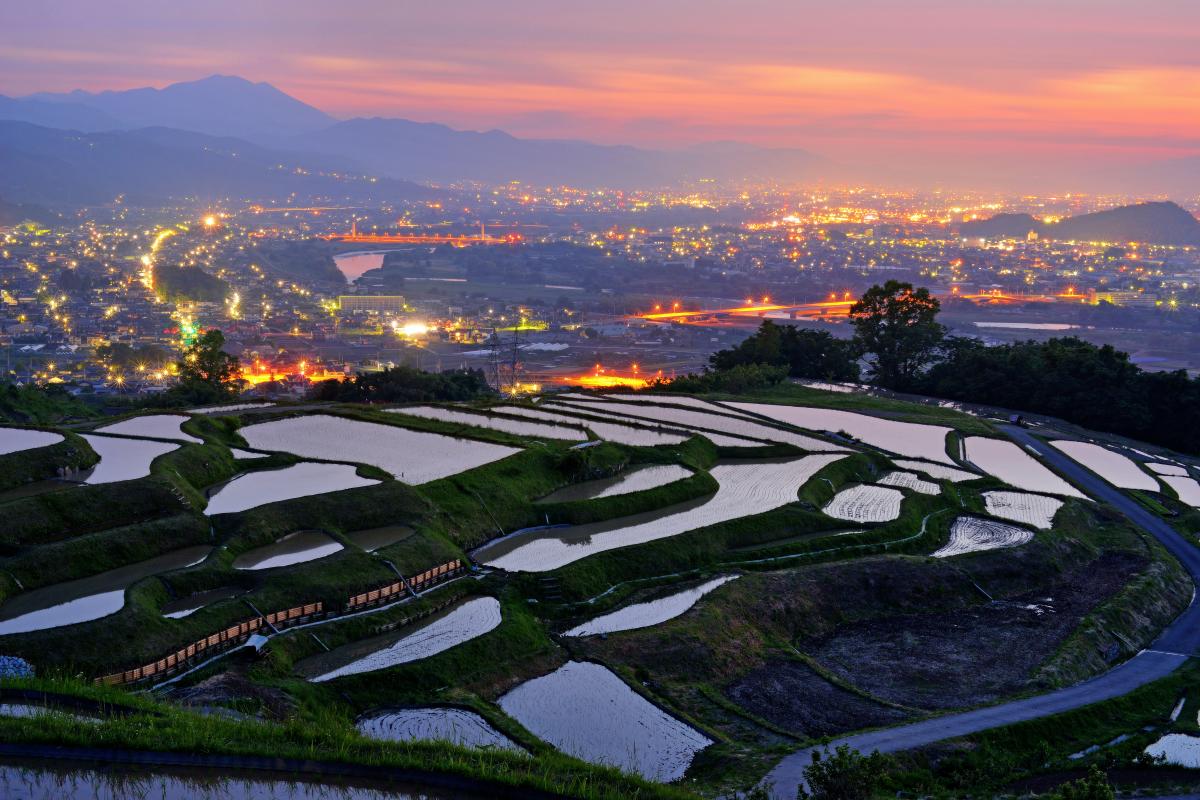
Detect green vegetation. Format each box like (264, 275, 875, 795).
(0, 381, 93, 424)
(849, 280, 945, 389)
(709, 323, 859, 381)
(0, 429, 97, 491)
(152, 264, 230, 303)
(310, 365, 493, 403)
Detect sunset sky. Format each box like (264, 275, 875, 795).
(3, 0, 1198, 175)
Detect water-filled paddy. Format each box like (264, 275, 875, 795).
(1162, 475, 1200, 507)
(892, 459, 978, 482)
(0, 428, 63, 456)
(93, 414, 201, 443)
(233, 531, 344, 570)
(1148, 462, 1188, 476)
(537, 464, 693, 503)
(161, 587, 244, 619)
(932, 516, 1033, 558)
(238, 414, 519, 483)
(204, 463, 379, 515)
(0, 545, 211, 634)
(78, 435, 179, 484)
(823, 484, 903, 522)
(565, 575, 739, 636)
(964, 437, 1087, 498)
(876, 471, 940, 495)
(983, 491, 1063, 530)
(499, 405, 688, 446)
(356, 707, 521, 752)
(1144, 733, 1200, 767)
(729, 401, 953, 464)
(477, 455, 844, 572)
(498, 660, 711, 781)
(387, 406, 586, 441)
(1050, 440, 1160, 491)
(307, 597, 501, 682)
(545, 401, 767, 448)
(345, 525, 414, 552)
(187, 403, 275, 414)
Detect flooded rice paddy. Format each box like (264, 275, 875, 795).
(983, 491, 1063, 530)
(538, 464, 693, 503)
(93, 414, 201, 443)
(204, 462, 379, 515)
(1144, 733, 1200, 767)
(238, 414, 520, 483)
(729, 402, 954, 464)
(554, 399, 844, 452)
(892, 459, 978, 482)
(232, 531, 344, 570)
(161, 587, 244, 619)
(0, 545, 211, 634)
(1148, 462, 1188, 476)
(498, 660, 711, 782)
(477, 455, 845, 572)
(356, 707, 521, 752)
(307, 597, 501, 682)
(823, 484, 903, 522)
(78, 435, 179, 484)
(344, 525, 415, 552)
(1050, 440, 1160, 491)
(877, 471, 940, 495)
(564, 575, 739, 636)
(964, 437, 1087, 498)
(544, 400, 767, 448)
(0, 428, 63, 456)
(932, 516, 1033, 558)
(186, 403, 275, 414)
(228, 448, 266, 459)
(1161, 475, 1200, 507)
(498, 405, 688, 446)
(387, 406, 586, 441)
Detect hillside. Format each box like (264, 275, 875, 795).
(960, 201, 1200, 245)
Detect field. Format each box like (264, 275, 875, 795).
(0, 387, 1196, 798)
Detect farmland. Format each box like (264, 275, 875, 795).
(0, 386, 1198, 798)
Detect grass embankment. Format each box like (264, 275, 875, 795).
(0, 430, 98, 492)
(0, 674, 696, 800)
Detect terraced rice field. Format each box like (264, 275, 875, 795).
(964, 437, 1088, 498)
(0, 545, 211, 634)
(78, 435, 179, 484)
(575, 393, 756, 418)
(228, 448, 266, 459)
(932, 516, 1033, 558)
(543, 400, 767, 448)
(0, 428, 63, 456)
(983, 491, 1063, 529)
(93, 414, 201, 443)
(498, 660, 712, 782)
(1144, 733, 1200, 768)
(238, 414, 520, 483)
(232, 530, 344, 570)
(548, 399, 842, 451)
(499, 405, 688, 446)
(537, 464, 694, 503)
(357, 707, 521, 752)
(728, 402, 954, 464)
(564, 575, 739, 636)
(387, 406, 586, 441)
(822, 484, 904, 522)
(308, 597, 501, 682)
(1148, 462, 1188, 476)
(1162, 475, 1200, 507)
(877, 471, 940, 495)
(186, 403, 275, 414)
(345, 525, 414, 552)
(161, 587, 243, 619)
(892, 459, 979, 482)
(477, 454, 845, 572)
(1050, 440, 1160, 491)
(204, 462, 379, 516)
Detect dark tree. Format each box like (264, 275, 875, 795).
(174, 329, 242, 403)
(709, 321, 860, 381)
(309, 366, 492, 403)
(849, 281, 945, 389)
(797, 744, 889, 800)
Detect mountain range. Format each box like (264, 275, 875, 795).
(958, 201, 1200, 246)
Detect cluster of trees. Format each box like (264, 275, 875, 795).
(153, 264, 230, 304)
(309, 365, 492, 403)
(0, 381, 90, 423)
(697, 279, 1200, 453)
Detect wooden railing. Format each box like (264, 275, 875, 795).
(95, 558, 466, 687)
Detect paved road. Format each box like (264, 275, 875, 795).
(763, 425, 1200, 798)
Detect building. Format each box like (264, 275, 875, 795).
(338, 295, 406, 314)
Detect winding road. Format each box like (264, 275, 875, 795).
(763, 424, 1200, 798)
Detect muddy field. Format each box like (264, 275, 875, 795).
(804, 552, 1145, 709)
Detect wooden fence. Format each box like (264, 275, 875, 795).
(95, 558, 466, 687)
(95, 602, 323, 687)
(346, 559, 463, 611)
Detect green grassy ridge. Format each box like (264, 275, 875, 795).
(538, 469, 719, 526)
(153, 442, 239, 508)
(0, 677, 694, 800)
(795, 452, 888, 507)
(1, 513, 211, 593)
(0, 476, 185, 549)
(0, 429, 98, 491)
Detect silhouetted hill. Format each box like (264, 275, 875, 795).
(293, 117, 828, 187)
(0, 121, 435, 207)
(959, 202, 1200, 245)
(16, 75, 335, 142)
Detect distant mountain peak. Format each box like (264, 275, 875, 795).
(960, 201, 1200, 245)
